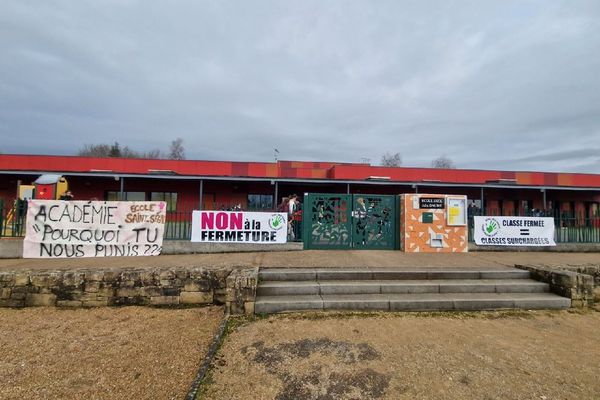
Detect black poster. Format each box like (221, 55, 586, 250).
(419, 197, 445, 209)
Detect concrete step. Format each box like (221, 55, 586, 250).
(254, 292, 571, 314)
(257, 279, 549, 296)
(258, 268, 530, 282)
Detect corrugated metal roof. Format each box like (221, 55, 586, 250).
(33, 174, 63, 184)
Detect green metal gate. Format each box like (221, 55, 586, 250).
(302, 193, 399, 250)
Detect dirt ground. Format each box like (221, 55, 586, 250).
(0, 306, 223, 400)
(202, 310, 600, 400)
(0, 250, 599, 271)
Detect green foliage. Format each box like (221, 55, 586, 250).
(108, 142, 121, 157)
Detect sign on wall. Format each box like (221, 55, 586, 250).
(474, 216, 556, 246)
(447, 197, 467, 226)
(418, 197, 445, 209)
(191, 211, 287, 243)
(24, 200, 166, 258)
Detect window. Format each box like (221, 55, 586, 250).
(151, 192, 178, 211)
(248, 194, 273, 211)
(125, 192, 146, 201)
(105, 191, 178, 211)
(106, 191, 146, 201)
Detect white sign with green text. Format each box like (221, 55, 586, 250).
(474, 216, 555, 246)
(191, 211, 287, 243)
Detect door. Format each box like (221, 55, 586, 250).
(303, 193, 398, 250)
(352, 195, 397, 249)
(303, 194, 352, 249)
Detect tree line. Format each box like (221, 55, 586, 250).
(76, 141, 454, 168)
(380, 152, 456, 169)
(78, 138, 185, 160)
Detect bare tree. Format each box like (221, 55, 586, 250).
(143, 149, 162, 159)
(381, 152, 402, 167)
(120, 145, 140, 158)
(78, 144, 112, 157)
(169, 137, 185, 160)
(431, 156, 456, 169)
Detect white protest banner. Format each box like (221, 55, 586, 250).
(191, 211, 287, 243)
(474, 216, 556, 246)
(24, 200, 166, 258)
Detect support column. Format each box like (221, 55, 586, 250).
(346, 183, 350, 194)
(542, 188, 547, 212)
(274, 181, 278, 211)
(480, 187, 484, 214)
(119, 177, 124, 201)
(199, 179, 204, 210)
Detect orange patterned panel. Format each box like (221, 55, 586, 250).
(515, 172, 532, 185)
(557, 174, 573, 187)
(400, 194, 468, 253)
(265, 164, 278, 177)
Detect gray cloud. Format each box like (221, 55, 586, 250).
(470, 148, 600, 173)
(1, 0, 600, 173)
(510, 149, 600, 162)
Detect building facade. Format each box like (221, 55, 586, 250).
(1, 154, 600, 219)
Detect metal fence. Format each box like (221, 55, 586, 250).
(0, 200, 27, 238)
(467, 209, 600, 243)
(2, 200, 595, 244)
(0, 200, 303, 242)
(163, 209, 194, 240)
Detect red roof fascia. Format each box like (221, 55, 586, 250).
(330, 165, 600, 188)
(1, 154, 600, 188)
(0, 154, 268, 177)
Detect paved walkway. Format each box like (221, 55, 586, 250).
(0, 250, 597, 271)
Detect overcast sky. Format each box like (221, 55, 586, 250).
(1, 1, 599, 173)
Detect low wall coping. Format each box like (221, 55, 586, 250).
(515, 264, 596, 307)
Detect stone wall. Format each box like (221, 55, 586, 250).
(552, 265, 600, 303)
(0, 266, 258, 314)
(226, 267, 258, 314)
(515, 264, 596, 307)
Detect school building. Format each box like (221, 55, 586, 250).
(1, 154, 600, 217)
